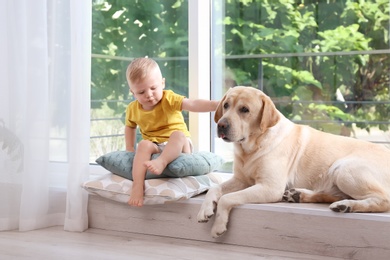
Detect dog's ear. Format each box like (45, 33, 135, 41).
(214, 89, 230, 123)
(259, 94, 280, 132)
(214, 96, 226, 123)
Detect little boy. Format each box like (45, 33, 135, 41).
(125, 57, 219, 206)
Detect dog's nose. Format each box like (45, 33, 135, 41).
(218, 118, 229, 132)
(217, 118, 230, 140)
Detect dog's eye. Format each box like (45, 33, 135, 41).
(223, 102, 229, 110)
(240, 106, 249, 113)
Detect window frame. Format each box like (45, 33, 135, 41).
(188, 0, 212, 152)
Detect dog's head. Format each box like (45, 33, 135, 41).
(215, 86, 280, 143)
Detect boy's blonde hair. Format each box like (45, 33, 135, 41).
(126, 58, 161, 87)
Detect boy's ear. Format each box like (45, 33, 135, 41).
(162, 78, 166, 89)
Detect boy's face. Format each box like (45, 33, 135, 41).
(130, 67, 165, 110)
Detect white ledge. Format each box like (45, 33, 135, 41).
(186, 195, 390, 222)
(88, 194, 390, 260)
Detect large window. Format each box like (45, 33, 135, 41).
(91, 1, 390, 172)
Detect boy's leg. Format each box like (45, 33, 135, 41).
(129, 140, 159, 207)
(144, 131, 190, 175)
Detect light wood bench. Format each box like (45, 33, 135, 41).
(88, 192, 390, 259)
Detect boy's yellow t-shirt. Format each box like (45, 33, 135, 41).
(125, 90, 191, 143)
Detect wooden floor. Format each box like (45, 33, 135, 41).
(0, 226, 341, 259)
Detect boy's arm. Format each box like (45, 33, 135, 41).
(125, 125, 137, 152)
(181, 98, 219, 112)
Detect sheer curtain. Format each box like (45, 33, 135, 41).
(0, 0, 91, 231)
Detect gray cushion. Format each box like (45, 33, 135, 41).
(95, 151, 224, 180)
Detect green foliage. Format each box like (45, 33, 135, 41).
(91, 0, 390, 136)
(92, 0, 189, 115)
(222, 0, 390, 134)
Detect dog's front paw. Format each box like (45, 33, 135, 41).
(197, 202, 216, 223)
(282, 188, 301, 203)
(330, 201, 351, 213)
(211, 220, 227, 238)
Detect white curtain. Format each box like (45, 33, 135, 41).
(0, 0, 91, 231)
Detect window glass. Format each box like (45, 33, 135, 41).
(91, 0, 188, 163)
(212, 1, 390, 172)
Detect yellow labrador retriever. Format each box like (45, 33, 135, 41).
(197, 86, 390, 238)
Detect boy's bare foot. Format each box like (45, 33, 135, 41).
(128, 184, 144, 207)
(144, 158, 167, 175)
